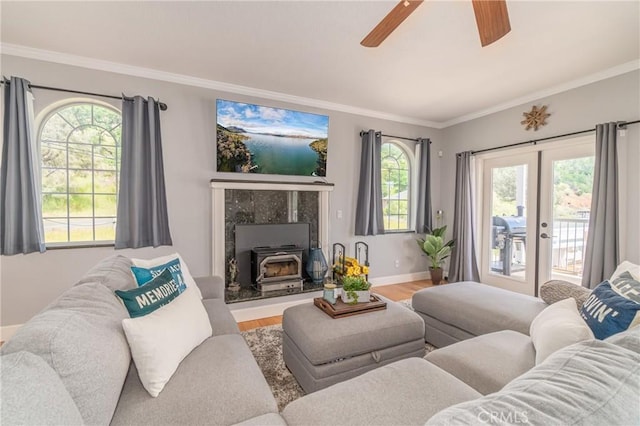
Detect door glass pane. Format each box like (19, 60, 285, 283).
(490, 164, 528, 280)
(550, 156, 594, 281)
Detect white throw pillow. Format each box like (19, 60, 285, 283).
(121, 287, 212, 397)
(529, 297, 594, 364)
(610, 261, 640, 282)
(131, 253, 203, 299)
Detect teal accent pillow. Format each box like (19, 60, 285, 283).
(116, 269, 181, 318)
(580, 278, 640, 340)
(131, 257, 187, 293)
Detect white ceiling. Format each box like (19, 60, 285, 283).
(1, 1, 639, 127)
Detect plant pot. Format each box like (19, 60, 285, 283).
(429, 267, 443, 285)
(340, 289, 371, 304)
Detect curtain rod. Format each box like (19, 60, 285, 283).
(359, 130, 431, 143)
(469, 120, 640, 156)
(1, 79, 168, 111)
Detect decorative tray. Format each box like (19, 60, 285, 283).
(314, 294, 387, 319)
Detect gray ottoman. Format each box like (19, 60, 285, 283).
(282, 299, 425, 393)
(412, 282, 547, 348)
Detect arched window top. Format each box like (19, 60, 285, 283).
(39, 101, 122, 245)
(381, 141, 412, 232)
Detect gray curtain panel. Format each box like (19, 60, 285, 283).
(0, 77, 45, 255)
(415, 138, 432, 233)
(582, 122, 619, 289)
(448, 151, 480, 282)
(115, 96, 172, 249)
(355, 130, 384, 236)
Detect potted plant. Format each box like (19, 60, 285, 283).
(333, 256, 371, 304)
(417, 226, 455, 285)
(341, 275, 371, 305)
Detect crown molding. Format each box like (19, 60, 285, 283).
(440, 59, 640, 128)
(0, 43, 440, 128)
(2, 43, 638, 130)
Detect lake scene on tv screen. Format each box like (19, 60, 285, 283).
(216, 99, 329, 177)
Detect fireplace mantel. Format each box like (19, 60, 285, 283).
(210, 179, 334, 284)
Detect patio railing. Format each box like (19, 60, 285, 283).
(551, 218, 589, 276)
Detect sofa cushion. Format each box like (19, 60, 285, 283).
(131, 253, 203, 299)
(1, 282, 130, 425)
(233, 413, 288, 426)
(282, 358, 482, 426)
(425, 335, 640, 426)
(111, 334, 278, 425)
(1, 351, 84, 426)
(539, 279, 590, 308)
(412, 282, 547, 337)
(75, 254, 136, 292)
(426, 330, 535, 395)
(122, 287, 212, 397)
(116, 268, 182, 318)
(580, 280, 640, 339)
(530, 297, 594, 364)
(131, 256, 188, 292)
(610, 260, 640, 281)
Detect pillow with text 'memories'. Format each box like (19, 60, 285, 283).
(115, 269, 181, 318)
(121, 287, 212, 397)
(580, 275, 640, 340)
(131, 253, 202, 299)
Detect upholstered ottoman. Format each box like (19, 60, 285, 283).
(412, 282, 547, 348)
(282, 299, 425, 393)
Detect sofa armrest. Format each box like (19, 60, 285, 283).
(539, 280, 591, 308)
(194, 275, 225, 300)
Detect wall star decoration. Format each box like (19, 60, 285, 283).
(521, 105, 550, 131)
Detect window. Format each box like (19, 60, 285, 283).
(381, 141, 411, 231)
(39, 102, 121, 245)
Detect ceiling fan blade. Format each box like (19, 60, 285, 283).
(361, 0, 424, 48)
(472, 0, 511, 47)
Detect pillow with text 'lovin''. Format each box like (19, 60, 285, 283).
(131, 253, 202, 299)
(115, 269, 181, 318)
(121, 287, 212, 397)
(580, 277, 640, 340)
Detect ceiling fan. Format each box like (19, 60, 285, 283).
(361, 0, 511, 48)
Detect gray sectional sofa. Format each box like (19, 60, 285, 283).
(2, 255, 639, 425)
(0, 255, 279, 425)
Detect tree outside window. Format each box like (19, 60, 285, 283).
(39, 102, 121, 244)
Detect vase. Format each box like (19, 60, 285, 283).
(306, 248, 328, 285)
(340, 289, 371, 304)
(429, 267, 443, 285)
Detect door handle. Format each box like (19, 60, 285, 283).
(540, 233, 550, 239)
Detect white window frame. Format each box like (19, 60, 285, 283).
(37, 99, 121, 248)
(380, 139, 414, 233)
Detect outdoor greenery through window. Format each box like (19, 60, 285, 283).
(40, 102, 121, 244)
(381, 142, 410, 231)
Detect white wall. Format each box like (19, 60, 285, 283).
(0, 54, 442, 327)
(440, 70, 640, 266)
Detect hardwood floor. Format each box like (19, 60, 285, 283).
(237, 279, 435, 332)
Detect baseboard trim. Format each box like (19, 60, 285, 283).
(1, 324, 22, 342)
(368, 271, 431, 286)
(230, 271, 432, 322)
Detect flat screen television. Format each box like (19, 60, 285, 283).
(216, 99, 329, 177)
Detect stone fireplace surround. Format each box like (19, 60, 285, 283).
(211, 179, 334, 320)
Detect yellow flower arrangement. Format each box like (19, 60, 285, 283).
(333, 256, 369, 279)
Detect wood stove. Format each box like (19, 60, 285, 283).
(251, 245, 304, 293)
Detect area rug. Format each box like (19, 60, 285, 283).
(240, 299, 435, 410)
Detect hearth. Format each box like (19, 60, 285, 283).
(251, 245, 304, 293)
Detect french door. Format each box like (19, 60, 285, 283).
(478, 137, 595, 296)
